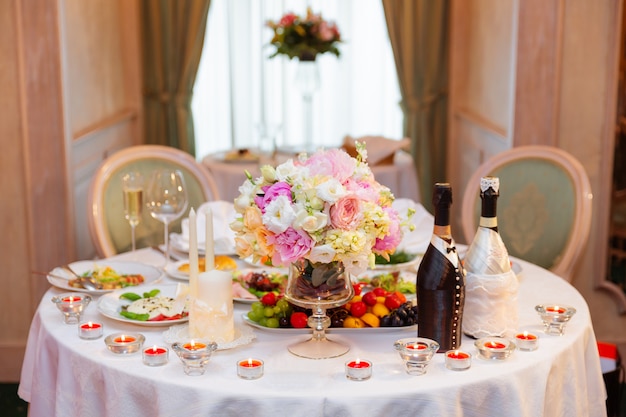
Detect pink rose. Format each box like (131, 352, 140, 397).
(279, 13, 297, 27)
(330, 196, 362, 230)
(266, 227, 314, 265)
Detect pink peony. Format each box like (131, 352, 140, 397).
(279, 13, 297, 27)
(304, 149, 356, 183)
(373, 207, 402, 253)
(266, 227, 315, 265)
(329, 196, 362, 230)
(254, 181, 292, 212)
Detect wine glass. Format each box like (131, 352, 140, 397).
(283, 259, 354, 359)
(122, 171, 144, 252)
(146, 169, 188, 264)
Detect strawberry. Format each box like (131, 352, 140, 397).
(260, 292, 277, 306)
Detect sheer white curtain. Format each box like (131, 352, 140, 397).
(192, 0, 402, 158)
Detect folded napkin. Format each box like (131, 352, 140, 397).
(392, 198, 433, 255)
(180, 201, 237, 254)
(342, 135, 411, 166)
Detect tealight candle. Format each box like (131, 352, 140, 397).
(345, 359, 372, 381)
(172, 340, 218, 376)
(51, 293, 91, 324)
(475, 337, 515, 360)
(78, 321, 103, 340)
(104, 332, 145, 355)
(237, 358, 264, 380)
(515, 331, 539, 351)
(535, 304, 577, 335)
(395, 337, 439, 375)
(142, 345, 169, 366)
(445, 350, 472, 371)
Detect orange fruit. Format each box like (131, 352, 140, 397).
(361, 312, 380, 328)
(343, 316, 365, 328)
(371, 303, 390, 318)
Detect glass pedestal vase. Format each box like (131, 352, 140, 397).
(284, 259, 354, 359)
(294, 60, 320, 153)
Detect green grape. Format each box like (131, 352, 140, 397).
(247, 310, 263, 322)
(273, 306, 281, 315)
(266, 317, 280, 328)
(258, 317, 268, 327)
(264, 306, 275, 318)
(276, 298, 290, 311)
(251, 302, 264, 312)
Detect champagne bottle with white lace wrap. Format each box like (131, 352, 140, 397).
(462, 177, 519, 339)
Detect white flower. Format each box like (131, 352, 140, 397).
(275, 159, 304, 182)
(293, 208, 328, 233)
(308, 245, 336, 264)
(234, 180, 256, 212)
(316, 178, 347, 203)
(260, 165, 276, 183)
(262, 195, 296, 233)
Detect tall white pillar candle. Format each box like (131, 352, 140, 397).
(188, 208, 199, 298)
(205, 207, 215, 271)
(189, 269, 235, 343)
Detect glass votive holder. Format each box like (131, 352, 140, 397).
(171, 340, 218, 376)
(237, 358, 264, 380)
(475, 337, 515, 360)
(535, 304, 576, 335)
(345, 359, 372, 381)
(395, 337, 439, 376)
(515, 331, 539, 351)
(51, 293, 91, 324)
(78, 321, 103, 340)
(445, 350, 472, 371)
(104, 332, 145, 355)
(142, 345, 169, 367)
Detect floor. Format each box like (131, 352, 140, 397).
(0, 384, 27, 417)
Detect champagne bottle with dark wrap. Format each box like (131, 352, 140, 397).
(416, 183, 465, 352)
(463, 176, 518, 339)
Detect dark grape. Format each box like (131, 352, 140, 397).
(279, 317, 290, 328)
(380, 315, 393, 327)
(391, 315, 404, 327)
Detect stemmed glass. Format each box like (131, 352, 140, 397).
(122, 171, 144, 252)
(146, 169, 188, 265)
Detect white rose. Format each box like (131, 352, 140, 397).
(308, 245, 336, 264)
(293, 208, 328, 233)
(316, 178, 347, 203)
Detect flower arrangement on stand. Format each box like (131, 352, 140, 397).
(266, 8, 341, 61)
(229, 143, 403, 277)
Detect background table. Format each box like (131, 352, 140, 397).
(19, 249, 607, 417)
(202, 150, 420, 203)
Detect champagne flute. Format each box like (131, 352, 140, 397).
(122, 171, 144, 252)
(146, 169, 188, 264)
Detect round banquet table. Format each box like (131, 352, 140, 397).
(202, 150, 420, 203)
(19, 248, 607, 417)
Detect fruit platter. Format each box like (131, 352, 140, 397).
(231, 268, 289, 303)
(243, 278, 417, 332)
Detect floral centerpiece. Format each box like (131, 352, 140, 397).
(266, 8, 341, 61)
(229, 143, 403, 278)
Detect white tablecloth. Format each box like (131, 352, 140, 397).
(19, 249, 607, 417)
(202, 150, 420, 203)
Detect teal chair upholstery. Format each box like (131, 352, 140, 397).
(461, 146, 593, 282)
(87, 145, 220, 258)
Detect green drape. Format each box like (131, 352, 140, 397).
(140, 0, 211, 156)
(382, 0, 450, 211)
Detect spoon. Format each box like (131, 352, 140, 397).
(59, 265, 103, 290)
(33, 271, 103, 291)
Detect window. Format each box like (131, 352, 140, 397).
(192, 0, 402, 158)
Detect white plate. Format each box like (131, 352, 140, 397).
(164, 260, 191, 281)
(369, 253, 423, 272)
(232, 267, 288, 304)
(47, 261, 162, 294)
(170, 233, 235, 255)
(162, 323, 256, 350)
(242, 314, 416, 333)
(97, 284, 188, 327)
